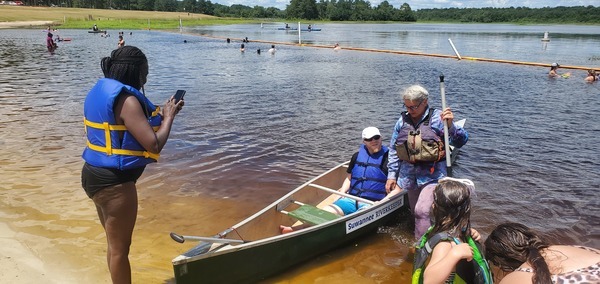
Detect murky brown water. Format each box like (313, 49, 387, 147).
(0, 25, 598, 283)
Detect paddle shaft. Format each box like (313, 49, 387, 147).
(170, 232, 244, 244)
(439, 75, 453, 177)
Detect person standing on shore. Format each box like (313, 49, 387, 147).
(81, 46, 183, 283)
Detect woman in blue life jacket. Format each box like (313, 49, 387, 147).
(412, 178, 492, 284)
(280, 127, 403, 233)
(81, 46, 183, 283)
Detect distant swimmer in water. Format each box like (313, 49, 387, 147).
(46, 32, 57, 52)
(333, 43, 341, 51)
(268, 44, 276, 54)
(584, 69, 599, 82)
(117, 35, 125, 48)
(240, 43, 245, 52)
(226, 38, 231, 43)
(549, 63, 570, 78)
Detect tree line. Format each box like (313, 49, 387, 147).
(19, 0, 600, 24)
(415, 6, 600, 23)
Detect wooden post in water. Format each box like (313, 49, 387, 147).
(298, 22, 301, 44)
(448, 38, 462, 60)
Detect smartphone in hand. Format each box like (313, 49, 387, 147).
(174, 90, 186, 103)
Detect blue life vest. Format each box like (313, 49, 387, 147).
(348, 145, 389, 201)
(82, 78, 162, 170)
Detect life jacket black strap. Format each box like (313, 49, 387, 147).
(401, 108, 435, 129)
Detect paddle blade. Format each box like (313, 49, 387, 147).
(170, 232, 185, 243)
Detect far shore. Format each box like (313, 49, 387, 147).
(0, 20, 54, 29)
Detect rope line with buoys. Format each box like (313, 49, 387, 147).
(179, 31, 600, 71)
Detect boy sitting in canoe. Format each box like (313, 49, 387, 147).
(281, 127, 403, 233)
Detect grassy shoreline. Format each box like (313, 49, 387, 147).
(0, 6, 260, 29)
(2, 6, 597, 30)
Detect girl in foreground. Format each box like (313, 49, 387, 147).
(412, 178, 492, 284)
(81, 46, 183, 283)
(485, 222, 600, 284)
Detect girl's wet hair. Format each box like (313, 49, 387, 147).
(429, 179, 472, 239)
(100, 46, 147, 89)
(484, 223, 551, 284)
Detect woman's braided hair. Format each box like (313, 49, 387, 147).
(484, 222, 551, 284)
(100, 46, 147, 90)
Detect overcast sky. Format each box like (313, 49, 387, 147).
(212, 0, 599, 10)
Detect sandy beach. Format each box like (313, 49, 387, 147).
(0, 222, 67, 283)
(0, 20, 54, 29)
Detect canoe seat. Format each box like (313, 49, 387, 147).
(287, 204, 339, 225)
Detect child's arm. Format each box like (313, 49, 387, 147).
(423, 242, 473, 284)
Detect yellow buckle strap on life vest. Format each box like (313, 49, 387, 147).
(84, 117, 160, 160)
(84, 118, 128, 131)
(86, 141, 160, 160)
(151, 106, 161, 117)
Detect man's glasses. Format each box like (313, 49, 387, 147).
(364, 135, 381, 142)
(403, 100, 424, 111)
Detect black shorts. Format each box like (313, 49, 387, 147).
(81, 162, 146, 198)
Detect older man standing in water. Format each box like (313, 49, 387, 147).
(385, 85, 468, 240)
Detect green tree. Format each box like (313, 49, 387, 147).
(196, 0, 214, 15)
(154, 0, 176, 11)
(397, 2, 415, 21)
(137, 0, 154, 10)
(287, 0, 319, 19)
(182, 0, 196, 12)
(375, 0, 394, 21)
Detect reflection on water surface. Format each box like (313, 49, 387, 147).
(0, 24, 598, 283)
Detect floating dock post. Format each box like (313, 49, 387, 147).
(298, 21, 301, 44)
(448, 38, 462, 60)
(542, 31, 550, 42)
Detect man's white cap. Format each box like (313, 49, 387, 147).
(362, 127, 381, 139)
(551, 62, 559, 67)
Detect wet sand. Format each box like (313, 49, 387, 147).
(0, 21, 54, 29)
(0, 222, 58, 283)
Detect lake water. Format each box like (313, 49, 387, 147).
(0, 23, 599, 283)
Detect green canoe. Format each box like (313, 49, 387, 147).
(171, 161, 408, 283)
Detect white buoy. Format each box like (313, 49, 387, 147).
(541, 31, 550, 42)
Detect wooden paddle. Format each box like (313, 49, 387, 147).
(439, 74, 453, 177)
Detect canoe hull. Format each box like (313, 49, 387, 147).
(172, 162, 407, 283)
